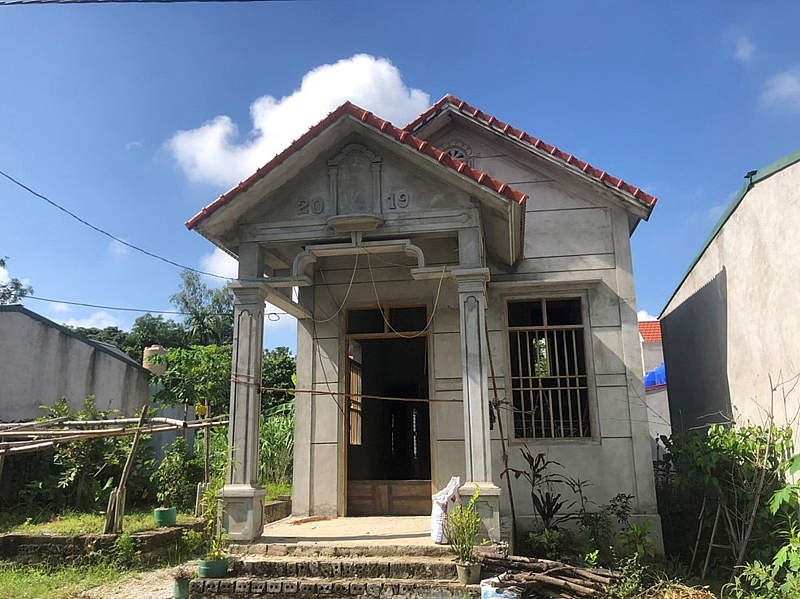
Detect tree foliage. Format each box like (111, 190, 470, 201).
(261, 346, 296, 411)
(123, 313, 190, 363)
(151, 345, 232, 415)
(0, 256, 33, 305)
(169, 270, 234, 345)
(70, 326, 129, 350)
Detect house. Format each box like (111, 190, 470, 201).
(186, 95, 660, 543)
(661, 149, 800, 439)
(639, 321, 670, 459)
(0, 304, 149, 421)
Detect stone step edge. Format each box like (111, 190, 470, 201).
(232, 554, 459, 564)
(229, 544, 457, 558)
(189, 576, 480, 596)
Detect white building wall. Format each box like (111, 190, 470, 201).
(662, 160, 800, 440)
(0, 308, 149, 421)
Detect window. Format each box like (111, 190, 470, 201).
(507, 298, 591, 439)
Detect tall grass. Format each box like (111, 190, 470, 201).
(258, 403, 294, 490)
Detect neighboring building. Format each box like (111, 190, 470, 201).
(0, 304, 149, 421)
(187, 95, 660, 543)
(661, 149, 800, 438)
(639, 321, 670, 460)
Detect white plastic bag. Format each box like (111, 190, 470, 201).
(480, 576, 521, 599)
(430, 476, 461, 544)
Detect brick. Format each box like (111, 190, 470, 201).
(299, 582, 316, 594)
(267, 581, 282, 593)
(189, 579, 204, 593)
(251, 580, 267, 594)
(219, 580, 235, 594)
(204, 579, 221, 592)
(283, 580, 298, 593)
(332, 582, 350, 595)
(318, 582, 333, 594)
(367, 582, 382, 596)
(332, 561, 342, 577)
(267, 544, 288, 556)
(235, 580, 251, 593)
(285, 561, 297, 577)
(350, 582, 366, 595)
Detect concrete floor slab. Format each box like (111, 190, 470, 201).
(258, 516, 434, 546)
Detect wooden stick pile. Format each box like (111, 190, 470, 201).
(481, 554, 620, 598)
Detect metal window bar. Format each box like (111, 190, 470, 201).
(509, 326, 590, 439)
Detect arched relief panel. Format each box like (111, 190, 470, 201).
(328, 144, 382, 217)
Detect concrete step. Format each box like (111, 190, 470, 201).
(189, 576, 479, 599)
(231, 555, 459, 581)
(229, 543, 456, 559)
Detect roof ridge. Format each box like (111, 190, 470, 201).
(404, 94, 657, 211)
(186, 101, 527, 230)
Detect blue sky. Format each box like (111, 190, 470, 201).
(1, 1, 799, 354)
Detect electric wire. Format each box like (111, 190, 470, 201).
(0, 169, 230, 281)
(23, 294, 290, 320)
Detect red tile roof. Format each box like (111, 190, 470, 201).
(405, 95, 657, 211)
(186, 102, 528, 230)
(639, 321, 662, 343)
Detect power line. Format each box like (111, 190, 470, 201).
(25, 294, 290, 319)
(0, 169, 230, 280)
(1, 0, 298, 4)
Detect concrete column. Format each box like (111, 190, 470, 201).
(220, 278, 268, 541)
(454, 267, 501, 542)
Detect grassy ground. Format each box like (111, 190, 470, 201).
(0, 509, 196, 535)
(0, 562, 130, 599)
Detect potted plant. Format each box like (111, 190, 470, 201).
(152, 439, 191, 527)
(445, 486, 483, 585)
(197, 531, 229, 578)
(196, 479, 229, 578)
(172, 566, 194, 599)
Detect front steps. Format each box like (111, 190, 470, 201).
(189, 545, 481, 599)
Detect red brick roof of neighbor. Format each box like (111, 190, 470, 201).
(639, 321, 662, 343)
(405, 94, 658, 211)
(186, 101, 528, 230)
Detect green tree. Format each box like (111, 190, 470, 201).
(170, 270, 234, 345)
(0, 256, 33, 305)
(71, 325, 129, 350)
(261, 346, 296, 413)
(152, 345, 232, 415)
(124, 313, 189, 362)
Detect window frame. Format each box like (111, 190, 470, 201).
(502, 291, 599, 444)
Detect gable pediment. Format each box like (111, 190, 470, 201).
(193, 108, 525, 266)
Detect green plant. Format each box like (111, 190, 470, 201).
(181, 529, 206, 556)
(617, 521, 656, 562)
(152, 438, 202, 510)
(445, 487, 482, 564)
(258, 404, 294, 489)
(113, 532, 141, 566)
(529, 526, 567, 560)
(604, 555, 646, 599)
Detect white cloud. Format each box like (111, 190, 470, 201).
(108, 239, 130, 258)
(706, 203, 727, 222)
(167, 54, 430, 187)
(761, 68, 800, 113)
(125, 141, 143, 151)
(200, 248, 238, 283)
(51, 302, 71, 314)
(0, 264, 8, 285)
(734, 35, 755, 63)
(63, 311, 119, 329)
(638, 310, 658, 321)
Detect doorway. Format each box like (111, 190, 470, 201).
(345, 307, 432, 516)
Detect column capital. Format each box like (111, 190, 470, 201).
(452, 267, 490, 287)
(228, 279, 269, 304)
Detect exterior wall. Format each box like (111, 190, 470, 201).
(425, 126, 658, 529)
(661, 161, 800, 439)
(0, 308, 148, 421)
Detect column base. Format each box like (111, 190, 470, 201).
(459, 482, 501, 543)
(218, 484, 267, 541)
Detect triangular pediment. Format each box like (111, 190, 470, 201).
(189, 103, 525, 266)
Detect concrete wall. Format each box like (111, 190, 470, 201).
(0, 307, 149, 421)
(662, 160, 800, 439)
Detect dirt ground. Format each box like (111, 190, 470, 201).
(77, 564, 186, 599)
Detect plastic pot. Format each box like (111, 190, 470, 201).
(153, 506, 177, 527)
(197, 557, 229, 578)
